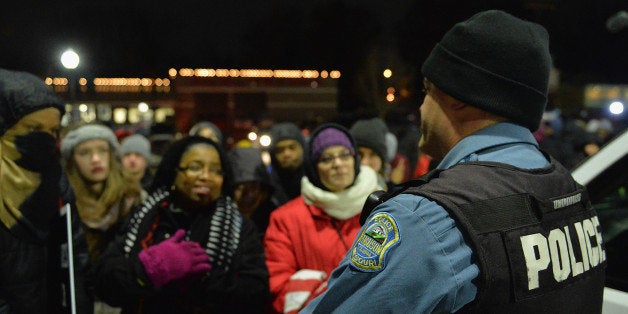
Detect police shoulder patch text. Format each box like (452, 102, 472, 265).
(350, 212, 400, 272)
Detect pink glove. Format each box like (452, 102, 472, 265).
(139, 229, 211, 287)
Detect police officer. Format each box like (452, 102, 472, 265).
(301, 10, 605, 313)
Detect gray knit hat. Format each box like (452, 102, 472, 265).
(269, 122, 306, 152)
(350, 118, 389, 162)
(120, 134, 151, 161)
(228, 147, 271, 186)
(421, 10, 551, 131)
(61, 124, 119, 163)
(385, 132, 398, 162)
(189, 121, 223, 143)
(0, 68, 65, 135)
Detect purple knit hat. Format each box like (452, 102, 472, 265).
(311, 127, 355, 162)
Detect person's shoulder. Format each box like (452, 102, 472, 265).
(368, 191, 453, 233)
(384, 191, 434, 212)
(269, 196, 306, 217)
(275, 195, 305, 210)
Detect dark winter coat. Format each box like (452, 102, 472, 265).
(92, 191, 270, 313)
(229, 147, 280, 237)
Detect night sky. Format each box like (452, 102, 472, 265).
(1, 0, 627, 85)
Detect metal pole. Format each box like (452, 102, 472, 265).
(62, 203, 77, 314)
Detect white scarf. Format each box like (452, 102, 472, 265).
(301, 165, 380, 220)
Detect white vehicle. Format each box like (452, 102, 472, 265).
(571, 129, 628, 313)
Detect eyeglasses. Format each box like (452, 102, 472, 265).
(318, 152, 353, 165)
(178, 162, 223, 177)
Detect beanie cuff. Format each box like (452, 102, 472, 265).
(61, 125, 119, 162)
(422, 43, 547, 131)
(0, 69, 65, 134)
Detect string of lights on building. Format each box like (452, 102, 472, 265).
(45, 68, 341, 93)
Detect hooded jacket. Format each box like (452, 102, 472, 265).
(268, 123, 307, 205)
(229, 147, 279, 237)
(0, 68, 68, 313)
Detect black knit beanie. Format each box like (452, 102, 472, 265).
(0, 68, 65, 135)
(350, 118, 389, 163)
(270, 122, 306, 152)
(421, 10, 551, 131)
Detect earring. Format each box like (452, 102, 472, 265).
(170, 184, 176, 191)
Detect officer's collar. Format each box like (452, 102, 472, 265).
(437, 122, 538, 169)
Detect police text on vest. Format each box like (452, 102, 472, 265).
(520, 216, 605, 290)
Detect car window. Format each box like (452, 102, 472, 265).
(588, 152, 628, 292)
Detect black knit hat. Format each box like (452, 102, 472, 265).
(421, 10, 551, 131)
(0, 68, 65, 135)
(350, 117, 389, 162)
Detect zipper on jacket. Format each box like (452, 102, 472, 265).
(331, 219, 349, 251)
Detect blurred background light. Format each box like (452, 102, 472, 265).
(609, 101, 624, 115)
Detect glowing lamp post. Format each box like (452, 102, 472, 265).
(61, 49, 80, 69)
(60, 49, 80, 109)
(60, 49, 80, 313)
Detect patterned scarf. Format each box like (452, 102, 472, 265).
(123, 189, 242, 270)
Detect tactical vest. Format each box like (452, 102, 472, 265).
(370, 158, 606, 313)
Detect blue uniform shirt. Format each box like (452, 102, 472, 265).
(301, 123, 550, 313)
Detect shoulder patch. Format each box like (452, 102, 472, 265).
(349, 212, 400, 272)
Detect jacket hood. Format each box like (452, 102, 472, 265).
(228, 147, 271, 187)
(304, 123, 360, 191)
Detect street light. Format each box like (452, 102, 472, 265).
(61, 49, 80, 123)
(61, 49, 80, 69)
(58, 48, 80, 314)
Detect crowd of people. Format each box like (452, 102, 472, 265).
(0, 9, 616, 314)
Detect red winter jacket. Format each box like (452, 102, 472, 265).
(264, 195, 361, 313)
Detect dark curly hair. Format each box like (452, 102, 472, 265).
(149, 136, 234, 197)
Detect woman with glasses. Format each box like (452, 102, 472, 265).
(92, 136, 270, 313)
(264, 123, 379, 314)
